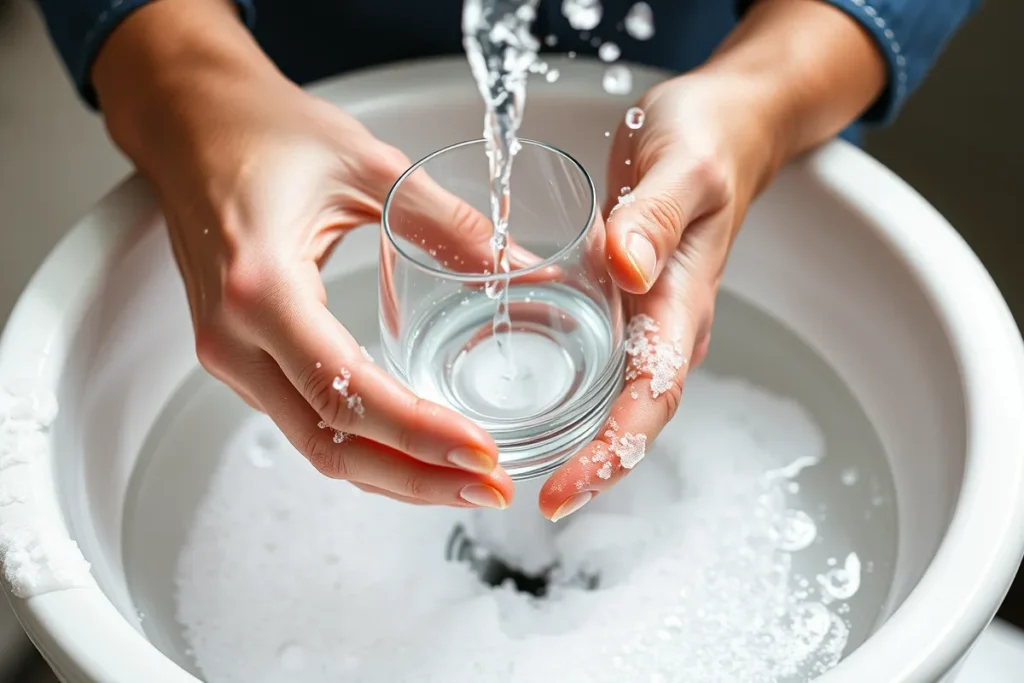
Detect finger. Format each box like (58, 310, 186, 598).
(352, 483, 447, 506)
(603, 155, 727, 295)
(539, 260, 707, 520)
(239, 360, 515, 505)
(352, 483, 481, 508)
(378, 227, 402, 338)
(253, 280, 503, 475)
(387, 168, 560, 282)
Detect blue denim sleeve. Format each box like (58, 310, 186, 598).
(35, 0, 257, 109)
(738, 0, 983, 125)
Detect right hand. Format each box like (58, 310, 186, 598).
(92, 0, 516, 509)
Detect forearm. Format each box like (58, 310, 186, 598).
(703, 0, 888, 173)
(90, 0, 278, 165)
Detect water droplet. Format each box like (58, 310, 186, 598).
(625, 2, 655, 41)
(769, 509, 817, 551)
(624, 159, 632, 165)
(562, 0, 603, 31)
(602, 65, 633, 95)
(546, 69, 560, 83)
(817, 553, 862, 601)
(840, 467, 859, 485)
(625, 106, 645, 129)
(277, 642, 307, 671)
(598, 42, 621, 62)
(544, 34, 558, 47)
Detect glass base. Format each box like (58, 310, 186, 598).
(386, 283, 623, 479)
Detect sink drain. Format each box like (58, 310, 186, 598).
(446, 523, 599, 597)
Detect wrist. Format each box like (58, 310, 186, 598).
(92, 0, 278, 167)
(700, 0, 886, 169)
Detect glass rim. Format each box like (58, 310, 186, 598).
(381, 138, 597, 284)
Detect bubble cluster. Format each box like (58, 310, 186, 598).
(175, 367, 862, 683)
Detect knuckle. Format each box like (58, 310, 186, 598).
(221, 261, 286, 324)
(365, 145, 411, 184)
(306, 369, 354, 429)
(304, 431, 350, 479)
(688, 154, 732, 207)
(639, 195, 687, 241)
(450, 200, 489, 241)
(194, 326, 229, 375)
(402, 473, 434, 500)
(660, 376, 685, 425)
(395, 397, 432, 455)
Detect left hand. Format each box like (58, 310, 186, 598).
(539, 72, 784, 521)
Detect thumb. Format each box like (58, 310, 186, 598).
(604, 159, 717, 295)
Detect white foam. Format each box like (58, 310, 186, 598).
(175, 369, 858, 682)
(0, 382, 94, 598)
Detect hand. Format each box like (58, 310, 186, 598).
(537, 0, 888, 520)
(538, 73, 782, 520)
(92, 1, 523, 508)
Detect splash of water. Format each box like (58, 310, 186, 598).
(462, 0, 541, 381)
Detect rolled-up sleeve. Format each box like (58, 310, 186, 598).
(738, 0, 983, 125)
(35, 0, 257, 109)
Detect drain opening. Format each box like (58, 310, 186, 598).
(446, 523, 599, 597)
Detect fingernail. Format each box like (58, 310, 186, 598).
(460, 484, 508, 509)
(624, 231, 657, 287)
(550, 491, 593, 522)
(447, 447, 496, 474)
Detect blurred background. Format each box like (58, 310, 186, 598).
(0, 0, 1021, 679)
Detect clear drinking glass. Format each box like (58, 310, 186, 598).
(380, 139, 623, 479)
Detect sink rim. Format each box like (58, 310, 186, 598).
(1, 56, 1023, 683)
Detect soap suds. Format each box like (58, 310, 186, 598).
(175, 370, 857, 683)
(0, 382, 94, 597)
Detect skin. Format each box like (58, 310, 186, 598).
(91, 0, 885, 518)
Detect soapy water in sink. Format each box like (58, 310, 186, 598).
(121, 288, 896, 683)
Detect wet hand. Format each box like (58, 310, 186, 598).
(93, 7, 522, 507)
(539, 72, 783, 520)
